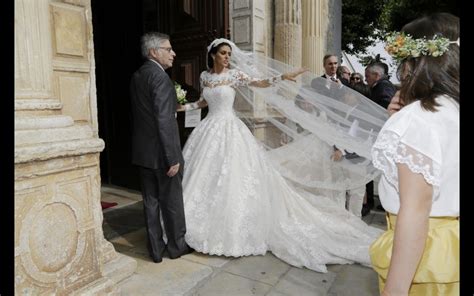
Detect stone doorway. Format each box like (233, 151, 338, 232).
(91, 0, 230, 192)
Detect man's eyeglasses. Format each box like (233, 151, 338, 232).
(350, 77, 361, 81)
(158, 47, 173, 53)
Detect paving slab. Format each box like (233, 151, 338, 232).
(268, 266, 336, 296)
(222, 253, 291, 285)
(119, 252, 213, 296)
(327, 264, 379, 296)
(193, 271, 273, 296)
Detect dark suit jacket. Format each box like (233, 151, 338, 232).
(321, 74, 335, 80)
(370, 79, 396, 109)
(130, 60, 184, 169)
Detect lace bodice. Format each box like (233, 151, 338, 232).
(200, 69, 280, 117)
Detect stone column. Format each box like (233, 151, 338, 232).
(326, 0, 342, 57)
(274, 0, 302, 67)
(14, 0, 135, 294)
(301, 0, 328, 74)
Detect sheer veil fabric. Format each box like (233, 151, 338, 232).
(182, 38, 387, 272)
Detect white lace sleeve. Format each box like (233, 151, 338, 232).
(371, 104, 442, 189)
(230, 69, 282, 87)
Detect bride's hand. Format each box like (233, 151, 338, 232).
(197, 99, 208, 109)
(282, 68, 308, 82)
(177, 103, 185, 112)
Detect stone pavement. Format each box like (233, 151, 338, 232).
(102, 192, 387, 296)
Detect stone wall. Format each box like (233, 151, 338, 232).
(14, 0, 135, 294)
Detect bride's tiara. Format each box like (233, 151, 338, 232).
(385, 32, 459, 63)
(207, 38, 236, 53)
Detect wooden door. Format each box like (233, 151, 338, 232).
(158, 0, 230, 144)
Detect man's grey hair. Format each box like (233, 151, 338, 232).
(366, 63, 386, 77)
(323, 54, 337, 65)
(336, 65, 350, 76)
(141, 32, 170, 59)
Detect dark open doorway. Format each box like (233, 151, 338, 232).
(91, 0, 229, 191)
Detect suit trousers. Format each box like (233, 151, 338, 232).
(139, 166, 188, 260)
(366, 180, 374, 207)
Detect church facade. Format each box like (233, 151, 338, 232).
(14, 0, 341, 293)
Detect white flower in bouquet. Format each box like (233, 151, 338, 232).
(174, 82, 188, 104)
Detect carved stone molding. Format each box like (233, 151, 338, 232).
(15, 138, 105, 164)
(274, 0, 302, 67)
(302, 0, 328, 74)
(15, 0, 53, 100)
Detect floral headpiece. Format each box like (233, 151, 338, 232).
(385, 32, 459, 63)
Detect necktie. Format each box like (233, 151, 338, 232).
(330, 77, 337, 82)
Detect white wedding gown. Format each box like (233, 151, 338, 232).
(182, 69, 382, 273)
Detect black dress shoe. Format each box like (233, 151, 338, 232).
(150, 248, 166, 263)
(169, 246, 194, 259)
(152, 256, 163, 263)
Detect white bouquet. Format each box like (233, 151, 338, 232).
(174, 82, 188, 104)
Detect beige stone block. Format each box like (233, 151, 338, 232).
(15, 124, 93, 146)
(14, 138, 104, 164)
(15, 115, 73, 130)
(15, 0, 53, 99)
(51, 3, 87, 57)
(15, 162, 104, 293)
(234, 16, 251, 44)
(63, 0, 88, 6)
(56, 71, 90, 122)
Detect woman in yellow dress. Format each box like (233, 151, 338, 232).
(370, 13, 459, 295)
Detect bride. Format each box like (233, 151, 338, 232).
(179, 38, 384, 273)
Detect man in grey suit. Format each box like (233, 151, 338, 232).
(130, 32, 191, 263)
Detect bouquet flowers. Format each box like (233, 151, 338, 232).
(175, 82, 188, 104)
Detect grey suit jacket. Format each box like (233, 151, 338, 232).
(130, 60, 184, 169)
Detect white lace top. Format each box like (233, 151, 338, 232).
(372, 95, 459, 217)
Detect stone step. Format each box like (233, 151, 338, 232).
(103, 253, 138, 286)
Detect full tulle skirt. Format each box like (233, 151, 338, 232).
(183, 113, 382, 272)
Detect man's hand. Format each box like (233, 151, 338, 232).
(387, 91, 404, 117)
(331, 149, 343, 162)
(167, 163, 180, 177)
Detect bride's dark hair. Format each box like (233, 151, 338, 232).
(207, 42, 232, 69)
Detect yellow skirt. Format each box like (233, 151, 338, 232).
(369, 213, 459, 295)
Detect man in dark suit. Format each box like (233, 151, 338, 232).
(365, 62, 397, 108)
(363, 62, 397, 214)
(321, 54, 341, 83)
(336, 65, 352, 87)
(130, 32, 191, 263)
